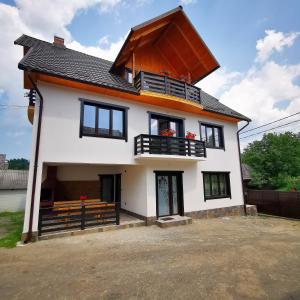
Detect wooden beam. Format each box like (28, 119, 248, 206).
(129, 21, 170, 42)
(132, 51, 135, 82)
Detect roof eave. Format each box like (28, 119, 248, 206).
(18, 64, 140, 96)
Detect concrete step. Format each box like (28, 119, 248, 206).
(156, 215, 192, 228)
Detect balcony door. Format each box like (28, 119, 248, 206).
(155, 171, 184, 217)
(150, 113, 184, 137)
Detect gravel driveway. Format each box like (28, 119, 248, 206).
(0, 216, 299, 300)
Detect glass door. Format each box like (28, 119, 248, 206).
(156, 172, 183, 217)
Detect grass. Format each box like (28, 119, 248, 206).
(0, 211, 24, 248)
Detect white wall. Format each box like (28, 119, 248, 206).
(0, 190, 26, 212)
(23, 81, 244, 233)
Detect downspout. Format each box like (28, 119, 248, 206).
(237, 120, 250, 216)
(24, 70, 44, 243)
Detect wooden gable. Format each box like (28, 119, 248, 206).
(110, 6, 220, 84)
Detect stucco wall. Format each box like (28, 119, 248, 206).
(0, 190, 26, 212)
(23, 82, 244, 233)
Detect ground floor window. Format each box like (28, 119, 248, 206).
(202, 172, 231, 200)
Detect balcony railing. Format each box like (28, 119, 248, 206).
(134, 71, 201, 104)
(134, 134, 206, 158)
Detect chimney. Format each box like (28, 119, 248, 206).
(53, 35, 64, 46)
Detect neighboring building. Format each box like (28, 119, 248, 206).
(0, 170, 28, 212)
(0, 154, 9, 170)
(242, 163, 253, 190)
(15, 6, 251, 241)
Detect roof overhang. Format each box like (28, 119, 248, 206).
(110, 6, 220, 84)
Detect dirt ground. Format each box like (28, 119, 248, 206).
(0, 216, 299, 300)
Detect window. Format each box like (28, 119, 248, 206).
(200, 123, 224, 149)
(202, 172, 231, 200)
(125, 68, 133, 83)
(149, 113, 185, 137)
(80, 100, 128, 141)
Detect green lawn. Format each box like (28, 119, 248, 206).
(0, 211, 24, 248)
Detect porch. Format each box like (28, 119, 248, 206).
(38, 163, 148, 238)
(38, 202, 145, 240)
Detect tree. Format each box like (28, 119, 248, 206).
(242, 132, 300, 189)
(8, 158, 29, 170)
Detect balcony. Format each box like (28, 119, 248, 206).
(134, 134, 206, 161)
(134, 71, 201, 104)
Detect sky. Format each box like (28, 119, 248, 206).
(0, 0, 300, 159)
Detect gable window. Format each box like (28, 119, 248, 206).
(149, 112, 185, 137)
(202, 172, 231, 200)
(80, 100, 128, 141)
(125, 68, 133, 84)
(200, 122, 224, 149)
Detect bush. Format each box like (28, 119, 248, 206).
(277, 175, 300, 192)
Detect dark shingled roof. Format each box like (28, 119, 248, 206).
(15, 35, 250, 121)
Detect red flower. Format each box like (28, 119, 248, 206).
(160, 129, 176, 137)
(186, 131, 196, 139)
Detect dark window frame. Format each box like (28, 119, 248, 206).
(147, 111, 185, 137)
(79, 98, 129, 142)
(199, 121, 225, 150)
(202, 171, 231, 201)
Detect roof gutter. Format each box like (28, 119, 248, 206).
(24, 70, 44, 243)
(237, 121, 250, 216)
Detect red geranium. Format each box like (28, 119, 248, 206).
(186, 131, 196, 139)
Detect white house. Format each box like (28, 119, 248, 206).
(15, 6, 254, 241)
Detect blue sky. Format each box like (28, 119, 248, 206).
(0, 0, 300, 159)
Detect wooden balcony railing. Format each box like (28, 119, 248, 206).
(134, 71, 201, 104)
(134, 134, 206, 158)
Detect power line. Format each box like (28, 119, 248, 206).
(240, 111, 300, 134)
(0, 104, 27, 107)
(240, 119, 300, 139)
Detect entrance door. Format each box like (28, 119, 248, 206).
(155, 171, 184, 217)
(99, 174, 122, 204)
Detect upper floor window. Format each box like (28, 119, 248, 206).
(202, 172, 231, 200)
(149, 112, 185, 137)
(80, 100, 128, 141)
(200, 122, 224, 149)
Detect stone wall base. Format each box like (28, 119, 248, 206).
(21, 231, 39, 243)
(185, 204, 257, 219)
(121, 208, 156, 225)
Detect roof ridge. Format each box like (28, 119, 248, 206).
(15, 34, 115, 65)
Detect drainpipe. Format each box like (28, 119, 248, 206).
(24, 70, 44, 243)
(237, 120, 250, 216)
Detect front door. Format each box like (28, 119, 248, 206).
(155, 171, 184, 217)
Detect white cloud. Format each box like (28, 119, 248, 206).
(200, 30, 300, 150)
(256, 29, 299, 63)
(67, 34, 127, 61)
(197, 69, 241, 97)
(0, 0, 125, 157)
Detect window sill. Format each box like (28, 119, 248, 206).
(80, 134, 127, 141)
(206, 146, 225, 150)
(204, 195, 231, 201)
